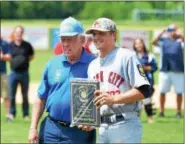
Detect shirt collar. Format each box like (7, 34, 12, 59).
(60, 48, 92, 64)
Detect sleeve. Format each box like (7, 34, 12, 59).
(37, 62, 50, 100)
(28, 43, 34, 56)
(149, 54, 158, 73)
(3, 41, 11, 54)
(126, 54, 150, 88)
(7, 43, 12, 54)
(157, 37, 165, 47)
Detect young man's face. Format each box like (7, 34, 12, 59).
(91, 30, 116, 50)
(61, 35, 84, 58)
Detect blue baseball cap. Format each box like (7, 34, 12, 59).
(59, 17, 84, 37)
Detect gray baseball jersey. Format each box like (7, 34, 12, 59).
(88, 47, 150, 116)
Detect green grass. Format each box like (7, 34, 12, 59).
(29, 50, 53, 82)
(1, 19, 184, 31)
(1, 104, 183, 143)
(7, 49, 54, 83)
(7, 50, 161, 84)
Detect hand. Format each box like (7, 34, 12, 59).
(143, 65, 151, 72)
(94, 90, 114, 109)
(0, 52, 3, 60)
(78, 125, 94, 132)
(163, 28, 167, 33)
(28, 128, 39, 144)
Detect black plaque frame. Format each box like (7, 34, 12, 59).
(70, 78, 100, 127)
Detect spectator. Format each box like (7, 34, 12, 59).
(133, 38, 158, 124)
(0, 37, 12, 122)
(53, 34, 97, 56)
(9, 31, 15, 43)
(152, 24, 184, 118)
(9, 25, 34, 120)
(84, 34, 99, 55)
(53, 42, 63, 55)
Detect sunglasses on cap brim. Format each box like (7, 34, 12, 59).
(167, 28, 175, 32)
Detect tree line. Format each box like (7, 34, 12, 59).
(1, 1, 183, 20)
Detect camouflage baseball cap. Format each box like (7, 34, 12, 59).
(86, 18, 117, 34)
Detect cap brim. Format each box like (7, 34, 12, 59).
(58, 32, 79, 37)
(85, 28, 110, 34)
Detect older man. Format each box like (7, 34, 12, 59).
(28, 17, 96, 144)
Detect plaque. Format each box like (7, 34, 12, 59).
(70, 78, 100, 127)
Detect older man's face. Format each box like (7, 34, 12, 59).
(61, 35, 84, 58)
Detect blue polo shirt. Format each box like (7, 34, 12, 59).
(0, 39, 11, 74)
(159, 38, 184, 72)
(37, 48, 96, 122)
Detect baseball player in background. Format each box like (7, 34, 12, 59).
(86, 18, 151, 143)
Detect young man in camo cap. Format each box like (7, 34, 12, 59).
(86, 17, 151, 143)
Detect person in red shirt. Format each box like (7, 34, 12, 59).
(53, 35, 95, 55)
(83, 35, 92, 54)
(53, 42, 63, 55)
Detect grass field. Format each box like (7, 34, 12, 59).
(1, 19, 184, 31)
(1, 105, 183, 143)
(6, 49, 160, 84)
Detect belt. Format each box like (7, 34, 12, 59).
(101, 114, 125, 124)
(48, 115, 71, 127)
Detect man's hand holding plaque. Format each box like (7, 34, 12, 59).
(93, 90, 115, 109)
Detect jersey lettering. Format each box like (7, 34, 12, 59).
(94, 70, 104, 82)
(94, 71, 125, 88)
(108, 72, 125, 88)
(107, 90, 120, 95)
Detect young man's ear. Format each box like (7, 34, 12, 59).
(113, 32, 117, 42)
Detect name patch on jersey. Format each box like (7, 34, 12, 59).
(137, 64, 146, 77)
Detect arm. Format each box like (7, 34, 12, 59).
(0, 42, 12, 61)
(29, 55, 34, 61)
(113, 88, 144, 104)
(152, 29, 166, 46)
(30, 97, 46, 130)
(94, 85, 150, 108)
(28, 43, 34, 61)
(176, 28, 184, 42)
(177, 34, 184, 42)
(28, 97, 46, 144)
(0, 53, 11, 61)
